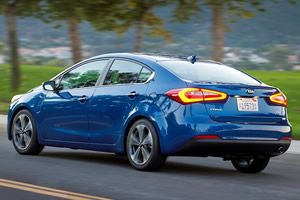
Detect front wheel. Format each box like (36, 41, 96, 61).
(11, 109, 44, 155)
(126, 119, 166, 171)
(231, 157, 270, 173)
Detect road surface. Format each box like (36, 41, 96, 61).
(0, 129, 300, 200)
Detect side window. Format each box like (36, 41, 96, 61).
(59, 60, 108, 90)
(103, 60, 143, 85)
(137, 67, 152, 83)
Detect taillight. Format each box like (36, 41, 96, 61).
(165, 88, 227, 105)
(269, 92, 287, 107)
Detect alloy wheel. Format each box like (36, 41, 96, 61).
(13, 114, 33, 151)
(128, 124, 153, 165)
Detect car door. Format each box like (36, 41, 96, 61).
(39, 59, 110, 143)
(88, 59, 153, 145)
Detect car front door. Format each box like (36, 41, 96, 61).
(88, 59, 153, 145)
(39, 59, 109, 143)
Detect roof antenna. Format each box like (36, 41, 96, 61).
(187, 55, 196, 64)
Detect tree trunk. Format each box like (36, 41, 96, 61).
(68, 17, 82, 64)
(212, 3, 224, 62)
(5, 3, 20, 91)
(134, 7, 153, 53)
(134, 16, 145, 52)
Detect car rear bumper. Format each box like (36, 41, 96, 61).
(174, 138, 291, 158)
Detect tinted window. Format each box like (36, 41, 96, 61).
(59, 60, 108, 90)
(104, 60, 143, 85)
(160, 61, 260, 85)
(137, 67, 152, 83)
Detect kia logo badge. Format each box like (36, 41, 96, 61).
(246, 89, 254, 94)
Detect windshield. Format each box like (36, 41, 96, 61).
(159, 60, 261, 85)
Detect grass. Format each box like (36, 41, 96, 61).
(0, 64, 299, 138)
(246, 70, 300, 139)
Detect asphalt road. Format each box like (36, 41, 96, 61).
(1, 129, 300, 200)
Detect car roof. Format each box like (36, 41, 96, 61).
(90, 53, 223, 65)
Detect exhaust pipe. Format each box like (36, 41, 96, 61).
(278, 147, 285, 154)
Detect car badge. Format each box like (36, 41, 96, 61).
(246, 89, 254, 94)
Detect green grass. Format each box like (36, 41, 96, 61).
(0, 64, 65, 114)
(0, 65, 299, 138)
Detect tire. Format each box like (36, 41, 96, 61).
(11, 109, 44, 155)
(231, 157, 270, 173)
(126, 119, 166, 171)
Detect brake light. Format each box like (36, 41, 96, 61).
(165, 88, 227, 105)
(269, 92, 287, 106)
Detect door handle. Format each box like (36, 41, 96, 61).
(127, 91, 138, 99)
(78, 95, 89, 103)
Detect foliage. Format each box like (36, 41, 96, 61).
(268, 46, 293, 71)
(37, 0, 84, 25)
(0, 42, 6, 54)
(84, 0, 172, 43)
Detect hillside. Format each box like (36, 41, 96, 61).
(0, 1, 300, 56)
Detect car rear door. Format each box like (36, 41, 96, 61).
(39, 59, 109, 143)
(88, 59, 153, 145)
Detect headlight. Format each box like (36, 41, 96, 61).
(11, 94, 23, 105)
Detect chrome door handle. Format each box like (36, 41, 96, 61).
(78, 95, 88, 103)
(127, 91, 138, 99)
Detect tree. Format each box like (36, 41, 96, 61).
(268, 46, 292, 71)
(41, 0, 85, 64)
(0, 0, 41, 91)
(84, 0, 172, 52)
(123, 0, 172, 52)
(172, 0, 274, 62)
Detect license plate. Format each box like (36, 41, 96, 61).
(237, 98, 258, 111)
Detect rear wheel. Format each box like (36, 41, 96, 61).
(11, 109, 44, 155)
(126, 119, 166, 171)
(231, 157, 270, 173)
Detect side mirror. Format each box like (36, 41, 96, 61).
(43, 81, 56, 91)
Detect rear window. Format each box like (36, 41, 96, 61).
(160, 61, 261, 85)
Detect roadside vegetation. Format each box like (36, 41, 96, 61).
(0, 64, 299, 139)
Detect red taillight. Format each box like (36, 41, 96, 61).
(194, 135, 220, 139)
(281, 137, 292, 140)
(165, 88, 227, 105)
(269, 92, 287, 107)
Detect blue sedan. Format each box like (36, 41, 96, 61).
(7, 53, 292, 173)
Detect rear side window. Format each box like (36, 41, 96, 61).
(104, 60, 144, 85)
(137, 67, 152, 83)
(159, 61, 260, 85)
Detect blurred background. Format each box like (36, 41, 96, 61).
(0, 0, 299, 137)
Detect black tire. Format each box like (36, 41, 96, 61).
(126, 119, 166, 171)
(231, 157, 270, 173)
(11, 109, 44, 155)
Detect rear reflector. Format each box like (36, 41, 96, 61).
(280, 137, 292, 140)
(166, 88, 227, 105)
(194, 135, 220, 139)
(269, 92, 287, 107)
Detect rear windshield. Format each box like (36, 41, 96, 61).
(159, 61, 261, 85)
